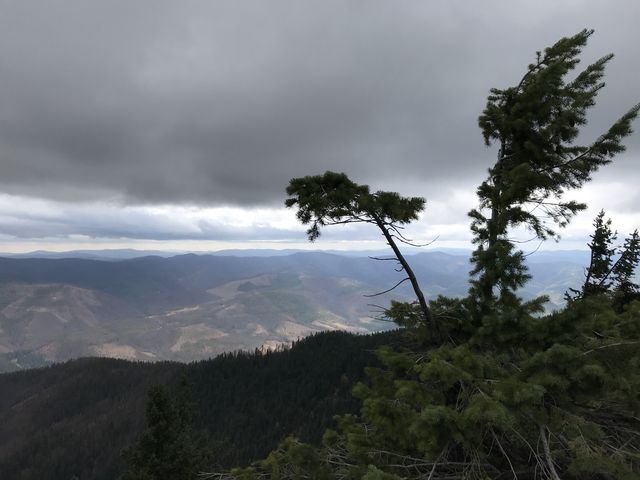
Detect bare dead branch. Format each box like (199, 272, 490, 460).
(364, 277, 410, 297)
(490, 428, 518, 479)
(539, 425, 562, 480)
(582, 341, 640, 356)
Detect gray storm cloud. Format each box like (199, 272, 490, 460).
(0, 0, 638, 210)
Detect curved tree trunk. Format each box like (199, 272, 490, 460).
(374, 216, 437, 341)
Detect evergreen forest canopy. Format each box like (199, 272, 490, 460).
(196, 29, 640, 480)
(0, 330, 399, 480)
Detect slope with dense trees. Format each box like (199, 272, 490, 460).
(0, 330, 403, 480)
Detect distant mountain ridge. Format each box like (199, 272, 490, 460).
(0, 248, 173, 260)
(0, 250, 588, 371)
(0, 246, 591, 260)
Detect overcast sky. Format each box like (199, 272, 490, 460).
(0, 0, 638, 253)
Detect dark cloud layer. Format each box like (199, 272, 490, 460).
(0, 0, 638, 208)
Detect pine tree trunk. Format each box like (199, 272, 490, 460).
(374, 216, 437, 341)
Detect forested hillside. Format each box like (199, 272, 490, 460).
(0, 250, 585, 372)
(0, 330, 401, 479)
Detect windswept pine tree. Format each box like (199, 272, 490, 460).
(468, 28, 640, 318)
(211, 30, 640, 480)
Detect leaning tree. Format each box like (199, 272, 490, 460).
(285, 171, 437, 340)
